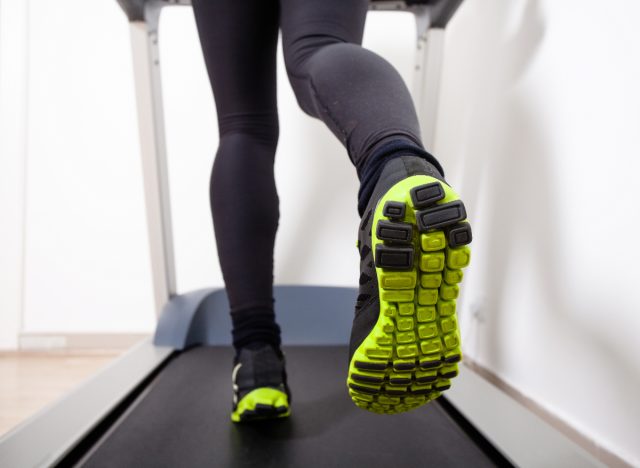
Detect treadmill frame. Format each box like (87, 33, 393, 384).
(0, 1, 603, 467)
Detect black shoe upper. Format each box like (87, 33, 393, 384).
(348, 156, 445, 363)
(232, 342, 290, 408)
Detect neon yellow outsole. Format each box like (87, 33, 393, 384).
(231, 388, 290, 423)
(347, 175, 471, 414)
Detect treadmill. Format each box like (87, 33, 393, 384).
(0, 1, 604, 467)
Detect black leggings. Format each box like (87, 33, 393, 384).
(192, 0, 442, 349)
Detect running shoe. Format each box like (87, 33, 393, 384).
(231, 342, 291, 422)
(347, 155, 472, 414)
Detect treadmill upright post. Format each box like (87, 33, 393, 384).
(128, 3, 177, 316)
(412, 7, 443, 152)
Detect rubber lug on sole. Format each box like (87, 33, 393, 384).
(376, 220, 413, 244)
(445, 222, 473, 247)
(410, 182, 445, 209)
(416, 200, 467, 231)
(374, 244, 414, 270)
(383, 200, 406, 220)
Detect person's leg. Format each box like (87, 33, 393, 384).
(279, 0, 444, 216)
(192, 0, 281, 352)
(192, 0, 290, 422)
(279, 0, 472, 415)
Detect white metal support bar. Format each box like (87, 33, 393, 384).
(412, 7, 446, 152)
(128, 4, 176, 317)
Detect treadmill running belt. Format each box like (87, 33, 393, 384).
(76, 347, 496, 467)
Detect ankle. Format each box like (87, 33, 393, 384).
(230, 302, 281, 353)
(234, 338, 282, 356)
(357, 150, 444, 217)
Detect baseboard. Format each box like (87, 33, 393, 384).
(463, 357, 632, 468)
(18, 333, 150, 352)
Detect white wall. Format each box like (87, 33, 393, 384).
(437, 1, 640, 465)
(0, 0, 28, 349)
(21, 0, 153, 333)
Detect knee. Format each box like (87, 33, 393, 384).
(218, 111, 279, 148)
(288, 40, 368, 77)
(284, 35, 335, 77)
(284, 40, 358, 116)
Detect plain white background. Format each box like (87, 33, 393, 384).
(0, 0, 638, 465)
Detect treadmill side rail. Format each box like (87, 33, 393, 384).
(0, 339, 172, 468)
(446, 366, 606, 468)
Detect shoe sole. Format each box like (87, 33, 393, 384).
(347, 175, 472, 414)
(231, 388, 291, 423)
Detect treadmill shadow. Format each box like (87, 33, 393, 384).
(223, 347, 497, 468)
(228, 389, 354, 468)
(230, 387, 350, 441)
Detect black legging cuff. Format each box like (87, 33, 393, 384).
(356, 139, 444, 217)
(231, 306, 282, 351)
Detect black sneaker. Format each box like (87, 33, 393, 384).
(347, 155, 472, 414)
(231, 342, 291, 422)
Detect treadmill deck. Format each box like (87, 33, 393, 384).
(77, 346, 496, 467)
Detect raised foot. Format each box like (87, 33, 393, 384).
(348, 177, 472, 415)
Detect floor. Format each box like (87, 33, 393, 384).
(0, 350, 122, 436)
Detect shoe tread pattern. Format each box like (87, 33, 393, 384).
(348, 176, 471, 414)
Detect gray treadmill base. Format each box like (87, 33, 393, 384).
(0, 286, 604, 468)
(154, 285, 358, 349)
